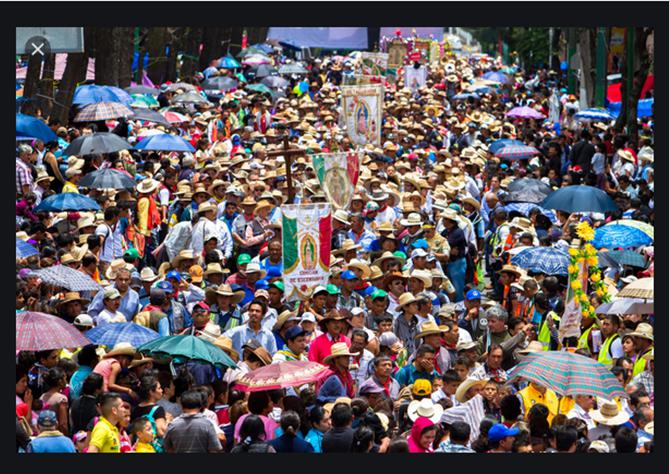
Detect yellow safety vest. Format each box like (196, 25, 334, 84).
(537, 311, 561, 350)
(577, 324, 596, 351)
(633, 347, 654, 377)
(519, 384, 559, 424)
(597, 333, 620, 366)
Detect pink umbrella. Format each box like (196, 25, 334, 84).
(16, 312, 91, 351)
(242, 54, 272, 66)
(506, 106, 545, 120)
(235, 360, 330, 392)
(163, 111, 190, 123)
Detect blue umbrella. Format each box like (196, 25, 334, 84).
(16, 238, 39, 258)
(511, 246, 570, 275)
(452, 92, 480, 100)
(574, 108, 615, 121)
(598, 250, 646, 268)
(33, 193, 101, 212)
(250, 43, 274, 54)
(482, 71, 511, 84)
(85, 322, 160, 348)
(31, 265, 101, 291)
(218, 55, 242, 69)
(73, 85, 134, 106)
(134, 133, 195, 152)
(502, 203, 558, 224)
(490, 139, 525, 154)
(592, 225, 653, 249)
(540, 185, 619, 213)
(16, 114, 57, 142)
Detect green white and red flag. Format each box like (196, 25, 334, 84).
(311, 151, 361, 210)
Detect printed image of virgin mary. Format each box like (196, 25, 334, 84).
(355, 100, 370, 137)
(301, 235, 317, 270)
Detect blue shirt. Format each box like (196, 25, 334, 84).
(27, 434, 77, 453)
(347, 229, 376, 253)
(69, 366, 93, 400)
(87, 286, 140, 322)
(305, 428, 324, 453)
(223, 324, 278, 356)
(394, 363, 439, 387)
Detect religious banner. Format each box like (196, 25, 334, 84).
(282, 204, 332, 301)
(429, 40, 442, 64)
(413, 39, 431, 63)
(387, 40, 408, 69)
(559, 258, 588, 343)
(341, 84, 383, 147)
(404, 65, 428, 90)
(341, 74, 384, 86)
(359, 52, 389, 76)
(311, 151, 361, 210)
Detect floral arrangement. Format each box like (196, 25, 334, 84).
(567, 221, 612, 318)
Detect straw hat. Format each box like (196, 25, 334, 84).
(254, 199, 273, 214)
(105, 258, 134, 280)
(139, 267, 159, 283)
(171, 249, 196, 268)
(136, 178, 159, 194)
(56, 291, 90, 308)
(273, 310, 301, 332)
(400, 212, 423, 227)
(203, 263, 226, 277)
(332, 209, 351, 226)
(197, 202, 218, 215)
(129, 356, 154, 370)
(396, 292, 419, 311)
(497, 264, 523, 278)
(372, 251, 403, 268)
(591, 399, 631, 426)
(333, 239, 361, 256)
(462, 196, 481, 211)
(455, 377, 488, 403)
(409, 269, 433, 288)
(617, 149, 635, 163)
(213, 336, 239, 362)
(440, 208, 460, 223)
(240, 196, 257, 207)
(367, 265, 384, 281)
(323, 342, 359, 365)
(35, 169, 54, 184)
(628, 322, 654, 342)
(407, 398, 444, 424)
(415, 321, 450, 340)
(347, 258, 371, 279)
(103, 342, 140, 360)
(205, 284, 244, 305)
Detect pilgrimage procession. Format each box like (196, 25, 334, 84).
(15, 26, 654, 454)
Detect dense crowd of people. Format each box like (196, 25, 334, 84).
(16, 37, 654, 454)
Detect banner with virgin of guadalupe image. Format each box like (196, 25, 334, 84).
(341, 84, 383, 147)
(311, 151, 361, 210)
(282, 204, 332, 301)
(359, 52, 389, 76)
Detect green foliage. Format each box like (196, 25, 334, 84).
(465, 27, 550, 66)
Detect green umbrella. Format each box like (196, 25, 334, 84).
(137, 335, 237, 369)
(130, 94, 160, 109)
(245, 83, 273, 96)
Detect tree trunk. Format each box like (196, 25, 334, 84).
(51, 52, 88, 125)
(626, 27, 652, 146)
(37, 53, 56, 118)
(165, 36, 178, 83)
(199, 27, 227, 70)
(577, 28, 595, 108)
(118, 27, 134, 88)
(146, 27, 168, 85)
(23, 53, 42, 102)
(94, 27, 120, 86)
(179, 27, 202, 80)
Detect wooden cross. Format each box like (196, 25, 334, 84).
(264, 134, 306, 204)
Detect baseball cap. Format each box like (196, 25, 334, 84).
(254, 289, 270, 299)
(103, 287, 121, 300)
(123, 248, 140, 260)
(166, 270, 182, 282)
(361, 285, 378, 297)
(466, 289, 482, 301)
(300, 312, 317, 324)
(412, 379, 432, 397)
(37, 410, 58, 428)
(326, 284, 341, 295)
(358, 379, 385, 395)
(73, 314, 94, 328)
(155, 280, 174, 293)
(340, 270, 359, 280)
(411, 239, 429, 250)
(349, 307, 366, 318)
(411, 248, 429, 259)
(313, 285, 328, 296)
(285, 326, 306, 341)
(487, 424, 520, 443)
(237, 253, 252, 266)
(270, 280, 285, 292)
(192, 301, 210, 311)
(189, 265, 204, 283)
(371, 289, 388, 300)
(255, 279, 270, 290)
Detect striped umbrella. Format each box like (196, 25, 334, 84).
(16, 238, 39, 258)
(235, 361, 330, 392)
(31, 265, 102, 292)
(74, 101, 134, 122)
(85, 322, 160, 348)
(607, 220, 654, 239)
(592, 224, 653, 249)
(574, 108, 615, 121)
(511, 246, 570, 276)
(495, 145, 541, 160)
(17, 311, 91, 351)
(507, 351, 627, 400)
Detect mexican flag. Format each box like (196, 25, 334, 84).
(311, 151, 361, 210)
(282, 203, 332, 301)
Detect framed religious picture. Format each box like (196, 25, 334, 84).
(387, 40, 407, 69)
(413, 38, 431, 63)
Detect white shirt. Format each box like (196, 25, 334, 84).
(190, 217, 233, 260)
(95, 308, 126, 326)
(567, 404, 596, 431)
(350, 348, 374, 387)
(432, 389, 459, 407)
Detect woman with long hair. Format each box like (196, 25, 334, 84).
(230, 415, 275, 453)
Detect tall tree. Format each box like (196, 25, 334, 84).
(577, 28, 596, 108)
(94, 27, 120, 85)
(36, 53, 56, 118)
(146, 27, 168, 85)
(23, 53, 42, 102)
(118, 27, 134, 88)
(52, 27, 94, 125)
(199, 27, 227, 70)
(179, 27, 203, 80)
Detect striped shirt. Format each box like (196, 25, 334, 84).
(16, 158, 33, 196)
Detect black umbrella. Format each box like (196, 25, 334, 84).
(201, 76, 239, 91)
(540, 185, 619, 213)
(128, 108, 170, 126)
(506, 178, 553, 204)
(261, 76, 289, 89)
(124, 85, 160, 96)
(79, 168, 137, 190)
(63, 133, 133, 156)
(252, 64, 278, 79)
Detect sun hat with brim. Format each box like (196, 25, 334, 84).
(203, 263, 226, 277)
(372, 251, 404, 268)
(136, 178, 159, 194)
(103, 342, 140, 360)
(323, 342, 359, 365)
(242, 262, 267, 279)
(400, 212, 423, 227)
(129, 356, 154, 370)
(518, 340, 546, 354)
(407, 398, 444, 424)
(455, 377, 488, 403)
(628, 322, 654, 342)
(196, 202, 218, 215)
(56, 292, 90, 308)
(497, 264, 522, 278)
(332, 209, 351, 225)
(367, 266, 384, 281)
(456, 340, 478, 352)
(396, 292, 419, 311)
(333, 239, 361, 256)
(591, 399, 631, 426)
(347, 259, 371, 279)
(171, 249, 196, 269)
(273, 310, 301, 332)
(414, 321, 450, 340)
(440, 208, 460, 223)
(212, 336, 240, 362)
(205, 284, 244, 305)
(409, 269, 433, 288)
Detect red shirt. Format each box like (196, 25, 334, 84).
(307, 333, 351, 365)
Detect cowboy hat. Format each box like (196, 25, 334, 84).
(332, 209, 351, 226)
(462, 196, 481, 211)
(171, 249, 196, 269)
(213, 336, 239, 362)
(196, 202, 218, 215)
(56, 291, 90, 308)
(333, 239, 361, 256)
(409, 269, 433, 288)
(76, 215, 96, 231)
(376, 221, 396, 234)
(138, 267, 158, 283)
(497, 264, 523, 278)
(347, 259, 371, 280)
(136, 178, 159, 194)
(242, 262, 267, 279)
(35, 169, 54, 184)
(396, 292, 419, 311)
(440, 208, 460, 223)
(628, 322, 654, 342)
(323, 342, 359, 365)
(415, 321, 450, 340)
(273, 310, 302, 332)
(203, 263, 226, 277)
(129, 356, 154, 370)
(205, 284, 244, 305)
(105, 258, 135, 280)
(372, 251, 404, 268)
(400, 212, 423, 227)
(455, 377, 488, 403)
(407, 398, 444, 424)
(254, 199, 273, 214)
(518, 340, 545, 354)
(591, 399, 631, 426)
(367, 265, 384, 281)
(103, 342, 140, 360)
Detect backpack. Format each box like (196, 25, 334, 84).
(142, 405, 165, 453)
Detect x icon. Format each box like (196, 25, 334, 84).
(31, 42, 45, 56)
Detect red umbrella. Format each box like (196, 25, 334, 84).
(16, 311, 91, 351)
(235, 360, 330, 392)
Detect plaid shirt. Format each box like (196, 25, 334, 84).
(436, 440, 475, 453)
(16, 158, 33, 196)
